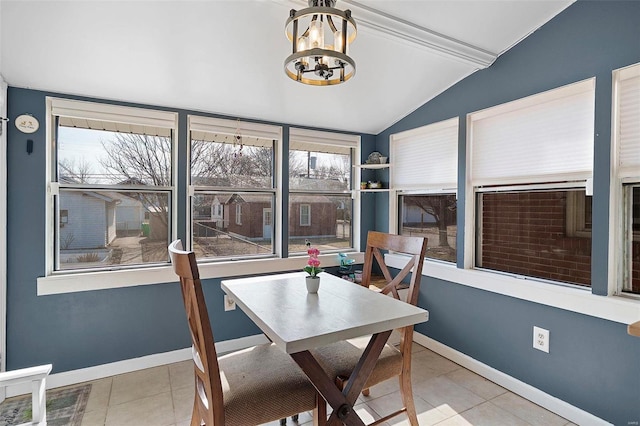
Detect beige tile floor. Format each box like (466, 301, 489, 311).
(76, 344, 575, 426)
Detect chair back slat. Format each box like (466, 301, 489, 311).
(169, 240, 225, 425)
(361, 231, 427, 307)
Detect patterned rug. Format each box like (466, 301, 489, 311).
(0, 383, 91, 426)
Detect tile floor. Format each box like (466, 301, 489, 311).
(76, 344, 575, 426)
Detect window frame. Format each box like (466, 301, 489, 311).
(235, 203, 243, 225)
(43, 97, 179, 277)
(610, 62, 640, 297)
(473, 183, 593, 288)
(465, 80, 596, 288)
(59, 209, 69, 226)
(388, 117, 459, 264)
(288, 128, 360, 256)
(188, 115, 281, 261)
(299, 204, 311, 226)
(565, 190, 592, 238)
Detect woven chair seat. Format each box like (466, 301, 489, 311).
(311, 337, 402, 389)
(220, 343, 318, 425)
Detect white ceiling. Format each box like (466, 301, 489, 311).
(0, 0, 573, 135)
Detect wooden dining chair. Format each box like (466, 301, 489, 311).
(168, 240, 325, 426)
(311, 231, 428, 426)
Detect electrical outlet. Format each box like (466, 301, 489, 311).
(224, 295, 236, 311)
(533, 326, 549, 353)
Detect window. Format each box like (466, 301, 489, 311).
(189, 116, 279, 260)
(399, 194, 457, 262)
(213, 203, 223, 218)
(390, 117, 458, 263)
(468, 79, 595, 286)
(235, 204, 243, 225)
(613, 63, 640, 295)
(476, 188, 592, 287)
(566, 191, 592, 237)
(47, 98, 177, 272)
(288, 128, 358, 254)
(300, 204, 311, 226)
(623, 185, 640, 294)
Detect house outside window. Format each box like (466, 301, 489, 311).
(300, 204, 311, 226)
(467, 78, 595, 287)
(47, 98, 177, 273)
(390, 117, 458, 263)
(288, 128, 359, 255)
(613, 62, 640, 295)
(189, 116, 279, 260)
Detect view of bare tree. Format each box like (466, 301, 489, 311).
(98, 134, 172, 231)
(191, 140, 273, 187)
(404, 195, 456, 247)
(59, 158, 94, 183)
(100, 134, 172, 186)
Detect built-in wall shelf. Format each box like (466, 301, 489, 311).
(355, 161, 391, 192)
(353, 163, 390, 170)
(358, 188, 390, 193)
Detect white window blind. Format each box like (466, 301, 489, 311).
(50, 98, 177, 137)
(615, 63, 640, 179)
(390, 117, 458, 191)
(189, 115, 280, 147)
(289, 127, 359, 155)
(469, 79, 595, 186)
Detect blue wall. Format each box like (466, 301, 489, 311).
(6, 1, 639, 424)
(376, 2, 640, 424)
(6, 88, 375, 373)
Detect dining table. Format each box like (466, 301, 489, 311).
(221, 271, 429, 426)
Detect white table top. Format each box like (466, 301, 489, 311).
(221, 271, 429, 354)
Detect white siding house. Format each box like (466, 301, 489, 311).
(59, 191, 118, 249)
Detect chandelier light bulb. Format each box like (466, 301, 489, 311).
(334, 30, 343, 53)
(309, 20, 324, 49)
(298, 36, 308, 51)
(297, 36, 309, 68)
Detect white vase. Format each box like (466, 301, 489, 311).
(305, 276, 320, 294)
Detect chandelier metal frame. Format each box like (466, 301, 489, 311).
(284, 0, 357, 86)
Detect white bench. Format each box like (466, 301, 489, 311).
(0, 364, 53, 426)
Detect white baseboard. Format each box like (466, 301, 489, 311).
(413, 332, 611, 426)
(5, 334, 269, 398)
(4, 331, 612, 426)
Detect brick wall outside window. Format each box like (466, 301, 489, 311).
(479, 190, 591, 286)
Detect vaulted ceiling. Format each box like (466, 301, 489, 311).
(0, 0, 573, 134)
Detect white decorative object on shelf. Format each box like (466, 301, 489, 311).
(366, 151, 383, 164)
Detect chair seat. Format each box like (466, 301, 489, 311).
(311, 336, 402, 389)
(220, 343, 318, 425)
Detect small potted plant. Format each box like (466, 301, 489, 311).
(303, 240, 323, 293)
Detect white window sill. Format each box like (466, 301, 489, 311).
(37, 252, 364, 296)
(385, 253, 640, 325)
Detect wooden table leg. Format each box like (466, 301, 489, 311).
(291, 330, 392, 426)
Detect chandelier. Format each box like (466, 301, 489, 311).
(284, 0, 357, 86)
